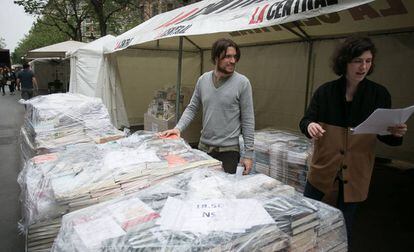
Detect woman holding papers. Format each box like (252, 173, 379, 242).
(299, 36, 407, 243)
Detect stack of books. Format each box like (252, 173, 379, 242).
(312, 200, 348, 251)
(254, 130, 299, 176)
(19, 93, 125, 160)
(253, 129, 312, 193)
(270, 137, 312, 193)
(20, 132, 221, 252)
(264, 195, 320, 251)
(26, 218, 61, 251)
(52, 169, 346, 251)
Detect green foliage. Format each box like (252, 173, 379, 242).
(14, 0, 90, 41)
(106, 5, 143, 35)
(11, 0, 196, 64)
(14, 0, 47, 15)
(12, 19, 69, 64)
(14, 0, 143, 40)
(87, 0, 143, 36)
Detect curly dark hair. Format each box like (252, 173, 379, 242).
(331, 36, 376, 76)
(211, 38, 240, 64)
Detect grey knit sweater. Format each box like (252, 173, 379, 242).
(176, 71, 254, 158)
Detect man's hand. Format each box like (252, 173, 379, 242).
(388, 123, 408, 137)
(158, 128, 181, 138)
(240, 158, 253, 175)
(307, 122, 325, 139)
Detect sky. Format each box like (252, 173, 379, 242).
(0, 0, 36, 52)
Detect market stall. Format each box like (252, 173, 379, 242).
(29, 58, 69, 94)
(101, 0, 414, 162)
(26, 40, 86, 93)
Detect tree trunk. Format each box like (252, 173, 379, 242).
(75, 21, 82, 41)
(99, 19, 107, 36)
(90, 1, 107, 37)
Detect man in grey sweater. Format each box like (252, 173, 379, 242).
(160, 38, 254, 175)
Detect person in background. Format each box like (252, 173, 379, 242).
(10, 68, 17, 94)
(299, 36, 408, 244)
(15, 67, 22, 91)
(0, 67, 5, 96)
(3, 67, 15, 95)
(159, 38, 255, 175)
(17, 63, 38, 100)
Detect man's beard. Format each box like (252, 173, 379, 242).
(217, 64, 234, 75)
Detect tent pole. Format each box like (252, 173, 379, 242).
(304, 41, 314, 114)
(282, 22, 313, 114)
(280, 24, 308, 41)
(184, 36, 201, 50)
(200, 50, 204, 76)
(112, 55, 118, 128)
(176, 36, 184, 124)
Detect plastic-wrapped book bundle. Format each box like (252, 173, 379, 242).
(253, 129, 300, 176)
(52, 169, 347, 252)
(19, 93, 125, 161)
(270, 137, 313, 193)
(311, 200, 348, 251)
(253, 129, 313, 193)
(147, 89, 177, 121)
(19, 131, 221, 252)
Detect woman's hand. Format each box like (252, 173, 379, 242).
(307, 122, 326, 139)
(388, 123, 407, 137)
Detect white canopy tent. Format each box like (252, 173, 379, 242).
(29, 58, 70, 94)
(68, 35, 116, 97)
(101, 0, 414, 161)
(26, 40, 86, 93)
(26, 40, 86, 59)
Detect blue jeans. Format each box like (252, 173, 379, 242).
(21, 89, 34, 100)
(8, 82, 15, 93)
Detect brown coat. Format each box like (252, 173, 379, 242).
(300, 77, 402, 204)
(308, 123, 377, 204)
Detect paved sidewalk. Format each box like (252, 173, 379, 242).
(0, 91, 25, 251)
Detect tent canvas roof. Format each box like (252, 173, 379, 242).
(107, 0, 413, 53)
(26, 40, 86, 59)
(69, 35, 116, 57)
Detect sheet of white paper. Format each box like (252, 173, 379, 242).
(103, 149, 160, 170)
(51, 172, 90, 197)
(74, 216, 126, 250)
(352, 105, 414, 135)
(155, 197, 186, 229)
(157, 197, 275, 234)
(236, 166, 244, 177)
